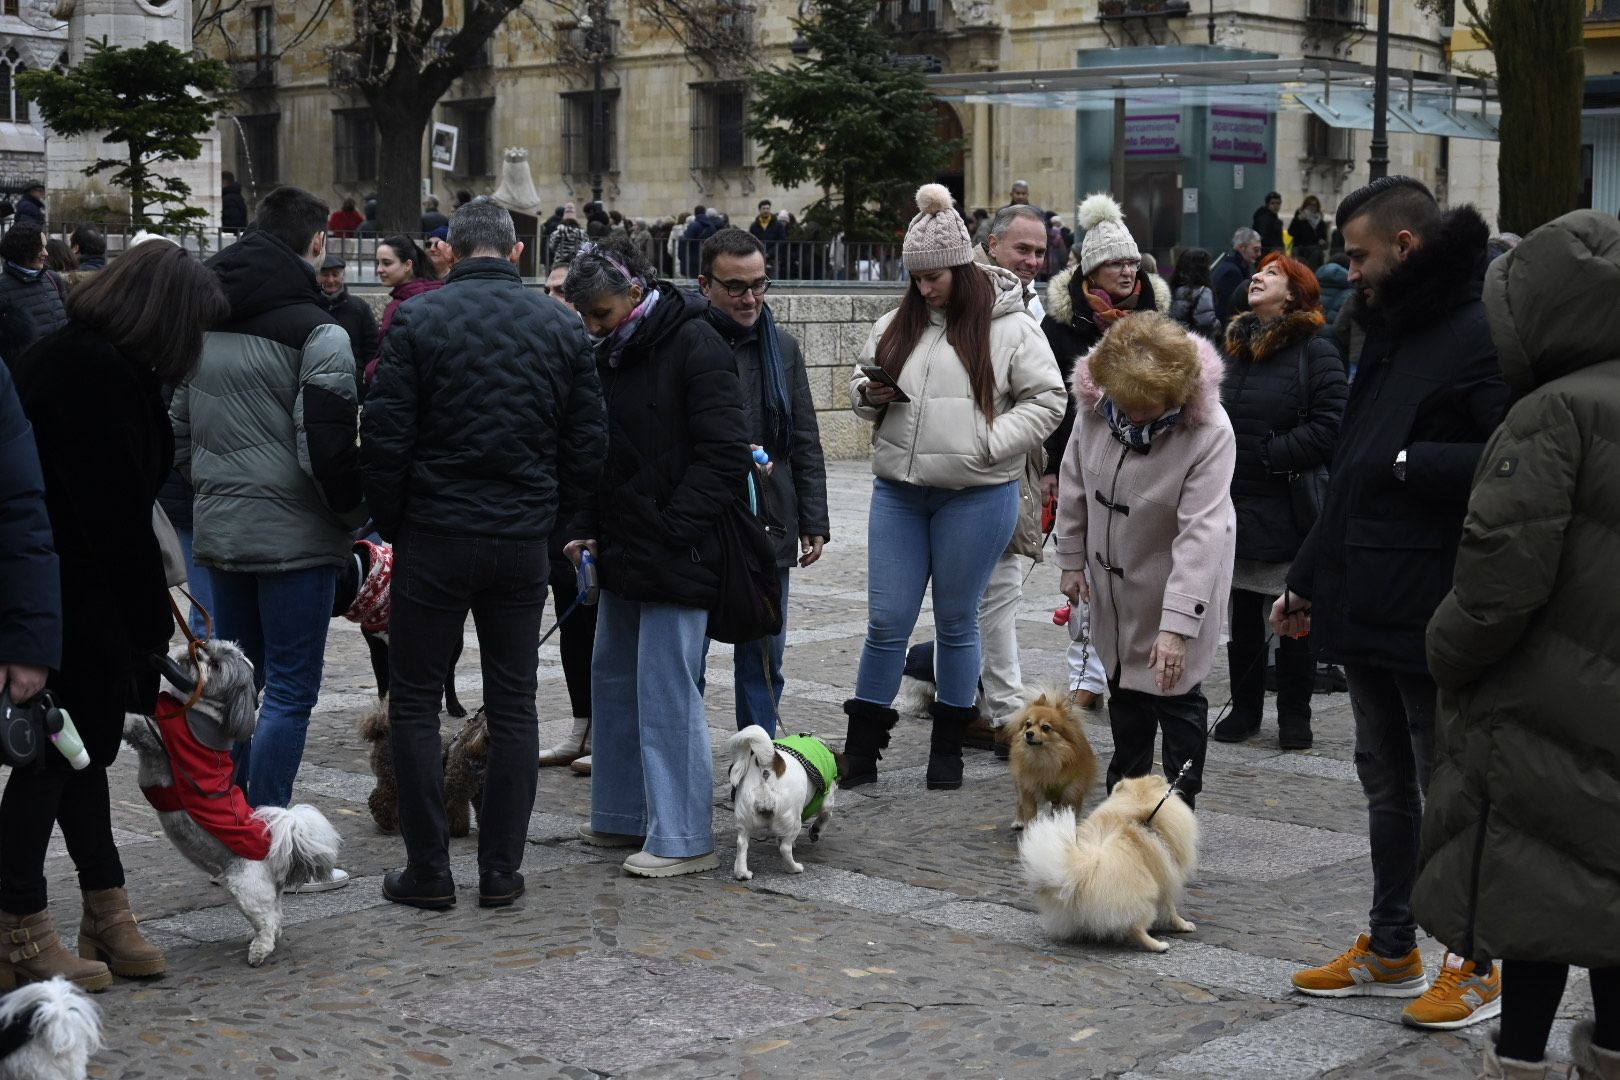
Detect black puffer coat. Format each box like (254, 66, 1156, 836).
(0, 361, 59, 671)
(0, 264, 65, 363)
(568, 284, 751, 608)
(1220, 311, 1347, 562)
(1287, 205, 1509, 673)
(361, 257, 607, 542)
(322, 288, 379, 389)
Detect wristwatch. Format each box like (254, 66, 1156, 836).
(1393, 449, 1408, 482)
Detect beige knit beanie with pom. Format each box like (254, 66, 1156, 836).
(1078, 192, 1140, 275)
(903, 183, 973, 271)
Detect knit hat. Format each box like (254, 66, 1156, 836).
(903, 183, 973, 271)
(1078, 193, 1139, 276)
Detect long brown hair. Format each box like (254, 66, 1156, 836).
(874, 263, 997, 420)
(66, 241, 229, 381)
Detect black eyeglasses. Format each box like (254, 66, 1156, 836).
(711, 277, 771, 298)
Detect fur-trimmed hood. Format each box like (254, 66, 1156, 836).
(1351, 203, 1490, 336)
(1071, 321, 1227, 429)
(1046, 265, 1169, 326)
(1223, 310, 1326, 364)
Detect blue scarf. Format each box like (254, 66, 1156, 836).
(707, 302, 793, 460)
(1103, 397, 1182, 451)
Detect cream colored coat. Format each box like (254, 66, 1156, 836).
(850, 263, 1065, 491)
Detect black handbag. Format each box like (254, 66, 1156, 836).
(1286, 347, 1330, 533)
(705, 464, 786, 645)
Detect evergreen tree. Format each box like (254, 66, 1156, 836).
(745, 0, 953, 274)
(19, 41, 231, 229)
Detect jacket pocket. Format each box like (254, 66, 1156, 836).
(1342, 514, 1448, 627)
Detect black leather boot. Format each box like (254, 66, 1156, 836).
(1213, 641, 1266, 742)
(1274, 645, 1316, 750)
(840, 698, 900, 788)
(925, 701, 978, 790)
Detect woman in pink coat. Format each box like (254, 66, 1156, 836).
(1054, 312, 1236, 808)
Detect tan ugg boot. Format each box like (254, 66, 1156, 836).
(79, 887, 166, 978)
(1480, 1044, 1554, 1079)
(0, 908, 111, 992)
(1573, 1020, 1620, 1080)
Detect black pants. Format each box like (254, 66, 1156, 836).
(1105, 680, 1210, 809)
(0, 764, 123, 914)
(1229, 588, 1315, 729)
(1343, 663, 1435, 958)
(1497, 960, 1620, 1062)
(389, 529, 547, 878)
(549, 556, 596, 719)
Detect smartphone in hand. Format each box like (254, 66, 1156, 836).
(859, 365, 911, 403)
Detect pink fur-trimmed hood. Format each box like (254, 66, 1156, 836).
(1069, 322, 1227, 429)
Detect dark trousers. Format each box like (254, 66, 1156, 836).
(1498, 961, 1620, 1061)
(1105, 680, 1210, 809)
(1229, 588, 1315, 730)
(549, 557, 596, 719)
(1343, 662, 1436, 958)
(389, 530, 546, 878)
(0, 764, 123, 913)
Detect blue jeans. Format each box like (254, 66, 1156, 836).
(855, 478, 1019, 710)
(700, 568, 791, 736)
(175, 527, 214, 639)
(210, 565, 337, 808)
(591, 591, 713, 857)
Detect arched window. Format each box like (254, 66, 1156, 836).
(0, 48, 28, 125)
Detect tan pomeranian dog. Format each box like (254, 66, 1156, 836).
(1018, 774, 1200, 952)
(1007, 691, 1098, 831)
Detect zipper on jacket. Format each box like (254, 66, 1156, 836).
(903, 327, 945, 482)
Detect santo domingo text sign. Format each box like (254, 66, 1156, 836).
(1209, 107, 1270, 165)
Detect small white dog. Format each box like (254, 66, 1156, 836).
(0, 977, 100, 1080)
(725, 726, 842, 881)
(1018, 774, 1200, 952)
(124, 640, 341, 966)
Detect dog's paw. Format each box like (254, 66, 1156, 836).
(1130, 927, 1170, 953)
(1011, 819, 1026, 831)
(784, 860, 804, 874)
(734, 868, 753, 881)
(1172, 917, 1196, 934)
(247, 943, 271, 967)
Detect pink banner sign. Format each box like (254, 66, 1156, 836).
(1209, 107, 1270, 165)
(1124, 112, 1181, 157)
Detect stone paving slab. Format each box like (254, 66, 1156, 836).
(1126, 1008, 1415, 1079)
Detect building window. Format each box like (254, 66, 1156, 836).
(0, 49, 31, 124)
(253, 6, 273, 57)
(1305, 114, 1354, 162)
(235, 113, 280, 190)
(333, 108, 377, 184)
(561, 90, 618, 176)
(2, 1, 18, 15)
(446, 99, 493, 177)
(690, 82, 749, 170)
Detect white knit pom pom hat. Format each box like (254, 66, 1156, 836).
(1078, 192, 1139, 275)
(903, 183, 974, 271)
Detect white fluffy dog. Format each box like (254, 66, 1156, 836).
(1018, 774, 1200, 952)
(0, 978, 100, 1080)
(726, 726, 842, 881)
(124, 641, 341, 966)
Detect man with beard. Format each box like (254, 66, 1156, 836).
(1279, 177, 1509, 1031)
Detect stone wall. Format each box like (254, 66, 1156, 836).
(351, 287, 901, 461)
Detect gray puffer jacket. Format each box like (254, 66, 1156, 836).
(172, 231, 366, 573)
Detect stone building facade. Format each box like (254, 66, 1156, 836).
(0, 1, 65, 195)
(197, 1, 1490, 241)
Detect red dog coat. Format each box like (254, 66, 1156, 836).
(139, 693, 271, 861)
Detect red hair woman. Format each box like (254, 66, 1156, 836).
(1214, 253, 1347, 749)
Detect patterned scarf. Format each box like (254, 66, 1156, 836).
(1103, 397, 1182, 451)
(591, 286, 660, 369)
(706, 303, 793, 460)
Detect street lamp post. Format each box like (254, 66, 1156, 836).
(1207, 0, 1215, 45)
(1369, 0, 1391, 180)
(585, 0, 609, 203)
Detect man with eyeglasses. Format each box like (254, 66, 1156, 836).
(697, 228, 829, 736)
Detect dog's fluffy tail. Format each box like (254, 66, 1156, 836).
(1018, 808, 1157, 940)
(255, 804, 341, 888)
(0, 976, 101, 1080)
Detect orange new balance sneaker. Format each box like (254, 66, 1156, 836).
(1401, 952, 1501, 1030)
(1291, 933, 1430, 998)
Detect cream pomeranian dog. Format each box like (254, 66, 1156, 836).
(725, 726, 842, 881)
(1018, 774, 1199, 952)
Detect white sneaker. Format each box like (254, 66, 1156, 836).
(622, 850, 718, 878)
(285, 867, 351, 894)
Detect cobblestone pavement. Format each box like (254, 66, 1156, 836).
(66, 461, 1586, 1078)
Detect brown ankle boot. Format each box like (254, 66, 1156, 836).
(79, 887, 166, 978)
(0, 908, 111, 992)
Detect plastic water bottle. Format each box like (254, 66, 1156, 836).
(752, 446, 770, 466)
(48, 707, 90, 770)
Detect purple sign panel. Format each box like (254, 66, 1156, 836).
(1124, 112, 1181, 157)
(1209, 107, 1270, 165)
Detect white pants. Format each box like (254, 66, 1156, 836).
(1066, 571, 1107, 695)
(977, 551, 1027, 723)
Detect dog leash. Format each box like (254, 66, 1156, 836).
(165, 587, 214, 711)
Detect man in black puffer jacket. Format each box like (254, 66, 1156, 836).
(1281, 177, 1510, 1028)
(0, 222, 64, 364)
(361, 200, 607, 910)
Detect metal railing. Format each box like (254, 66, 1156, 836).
(1590, 0, 1620, 21)
(1305, 0, 1366, 25)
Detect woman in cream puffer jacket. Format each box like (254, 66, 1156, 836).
(841, 185, 1065, 792)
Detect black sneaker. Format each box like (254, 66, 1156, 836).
(478, 870, 525, 908)
(382, 867, 456, 910)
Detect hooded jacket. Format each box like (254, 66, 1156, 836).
(1315, 261, 1353, 326)
(567, 283, 751, 609)
(1285, 205, 1509, 673)
(1054, 327, 1236, 696)
(0, 360, 59, 672)
(850, 262, 1065, 491)
(1413, 211, 1620, 968)
(172, 230, 366, 573)
(1220, 311, 1347, 563)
